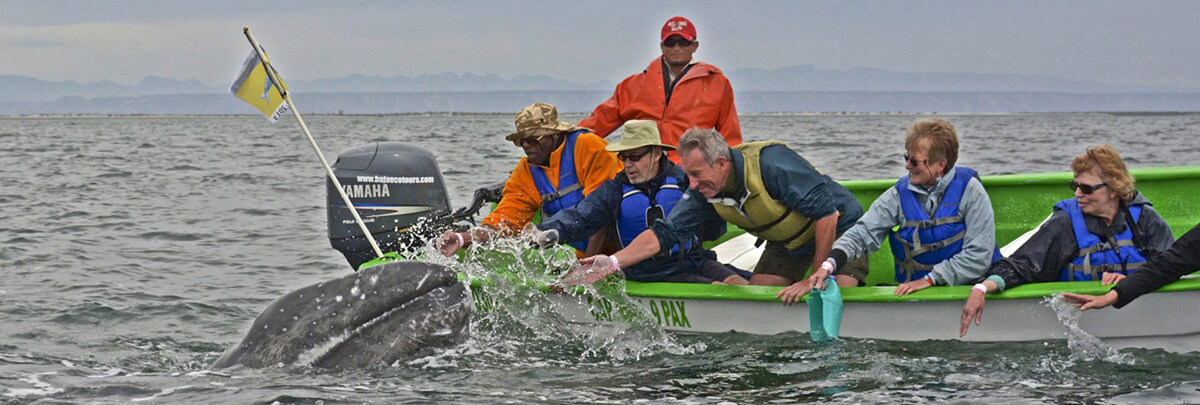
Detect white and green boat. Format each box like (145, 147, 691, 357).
(477, 165, 1200, 352)
(329, 145, 1200, 352)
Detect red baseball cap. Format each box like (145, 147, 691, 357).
(661, 16, 696, 42)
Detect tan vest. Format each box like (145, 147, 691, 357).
(709, 142, 819, 251)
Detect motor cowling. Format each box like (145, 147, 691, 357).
(327, 142, 451, 270)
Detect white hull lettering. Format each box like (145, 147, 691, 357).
(647, 299, 691, 328)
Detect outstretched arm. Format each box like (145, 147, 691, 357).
(960, 278, 1000, 337)
(1061, 290, 1119, 311)
(570, 192, 716, 284)
(568, 229, 663, 285)
(611, 230, 662, 268)
(775, 214, 840, 304)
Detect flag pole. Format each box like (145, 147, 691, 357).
(242, 26, 385, 260)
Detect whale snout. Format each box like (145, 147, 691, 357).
(212, 261, 471, 369)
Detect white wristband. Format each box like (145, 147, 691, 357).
(819, 259, 835, 276)
(454, 232, 464, 247)
(610, 255, 620, 272)
(972, 283, 988, 294)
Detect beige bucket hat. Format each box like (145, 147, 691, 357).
(605, 120, 676, 152)
(505, 102, 583, 142)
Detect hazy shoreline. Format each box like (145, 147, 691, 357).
(4, 111, 1198, 119)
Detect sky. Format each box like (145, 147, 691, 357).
(2, 1, 1199, 89)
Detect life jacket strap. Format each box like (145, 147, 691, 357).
(708, 190, 808, 239)
(894, 258, 934, 282)
(1068, 261, 1143, 277)
(902, 214, 963, 229)
(896, 229, 966, 256)
(776, 215, 816, 246)
(1070, 239, 1140, 279)
(742, 206, 801, 234)
(541, 182, 583, 204)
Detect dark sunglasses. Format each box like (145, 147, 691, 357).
(1069, 180, 1108, 194)
(662, 38, 693, 48)
(617, 149, 652, 162)
(514, 134, 547, 147)
(902, 154, 927, 166)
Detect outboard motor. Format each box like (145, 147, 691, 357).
(328, 142, 452, 270)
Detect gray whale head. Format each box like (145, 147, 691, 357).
(212, 260, 470, 369)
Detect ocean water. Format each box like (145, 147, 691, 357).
(2, 113, 1200, 404)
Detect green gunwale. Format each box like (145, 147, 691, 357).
(620, 274, 1200, 303)
(462, 272, 1200, 304)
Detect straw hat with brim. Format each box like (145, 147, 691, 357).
(606, 120, 676, 152)
(505, 102, 583, 142)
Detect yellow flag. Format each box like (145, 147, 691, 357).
(230, 49, 291, 122)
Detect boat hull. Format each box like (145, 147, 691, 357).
(525, 280, 1200, 352)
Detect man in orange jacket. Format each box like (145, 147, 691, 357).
(579, 16, 742, 164)
(437, 102, 622, 257)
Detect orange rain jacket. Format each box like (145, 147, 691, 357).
(481, 131, 622, 235)
(579, 56, 742, 164)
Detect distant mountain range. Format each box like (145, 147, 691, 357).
(0, 75, 217, 103)
(729, 66, 1187, 93)
(0, 72, 612, 103)
(3, 65, 1199, 114)
(5, 91, 1199, 115)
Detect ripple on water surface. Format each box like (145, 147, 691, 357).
(3, 114, 1200, 403)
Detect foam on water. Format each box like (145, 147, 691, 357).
(3, 372, 63, 399)
(131, 384, 193, 402)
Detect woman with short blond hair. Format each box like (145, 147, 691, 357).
(1070, 144, 1136, 200)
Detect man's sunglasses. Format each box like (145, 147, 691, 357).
(902, 154, 927, 166)
(1069, 180, 1108, 194)
(662, 38, 693, 48)
(514, 135, 547, 147)
(617, 149, 651, 162)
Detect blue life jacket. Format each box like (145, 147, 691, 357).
(616, 164, 705, 281)
(616, 169, 695, 254)
(888, 166, 1002, 283)
(1055, 198, 1148, 281)
(530, 130, 589, 250)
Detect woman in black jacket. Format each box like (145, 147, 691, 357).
(1063, 222, 1200, 310)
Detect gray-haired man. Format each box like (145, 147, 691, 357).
(575, 128, 867, 303)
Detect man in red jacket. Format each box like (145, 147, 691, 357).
(579, 16, 742, 164)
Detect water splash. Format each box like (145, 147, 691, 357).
(570, 275, 702, 362)
(1043, 294, 1133, 364)
(422, 227, 702, 363)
